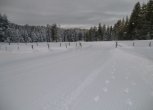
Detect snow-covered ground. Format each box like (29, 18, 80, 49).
(0, 41, 153, 110)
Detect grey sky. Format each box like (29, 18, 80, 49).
(0, 0, 147, 28)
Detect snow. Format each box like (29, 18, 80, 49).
(0, 41, 153, 110)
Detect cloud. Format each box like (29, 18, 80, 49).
(0, 0, 147, 28)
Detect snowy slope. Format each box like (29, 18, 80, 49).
(0, 41, 153, 110)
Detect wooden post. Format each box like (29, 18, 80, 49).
(31, 45, 34, 49)
(149, 42, 151, 47)
(17, 46, 20, 50)
(133, 42, 135, 47)
(47, 44, 50, 49)
(36, 42, 38, 46)
(80, 42, 82, 48)
(115, 42, 118, 48)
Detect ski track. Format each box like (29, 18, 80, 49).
(61, 47, 153, 110)
(62, 54, 114, 110)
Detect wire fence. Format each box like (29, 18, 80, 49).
(0, 41, 152, 52)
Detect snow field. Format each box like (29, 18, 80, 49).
(0, 40, 153, 110)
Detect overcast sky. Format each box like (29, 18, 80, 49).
(0, 0, 147, 28)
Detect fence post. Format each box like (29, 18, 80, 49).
(47, 43, 50, 49)
(133, 42, 135, 47)
(76, 42, 77, 47)
(65, 44, 67, 48)
(31, 45, 34, 49)
(60, 43, 61, 47)
(149, 42, 151, 47)
(17, 46, 20, 50)
(115, 42, 118, 48)
(36, 42, 38, 46)
(79, 42, 82, 48)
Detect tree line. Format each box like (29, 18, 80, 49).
(0, 18, 86, 43)
(86, 0, 153, 41)
(0, 0, 153, 43)
(113, 0, 153, 40)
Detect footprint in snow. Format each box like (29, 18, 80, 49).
(111, 76, 116, 80)
(105, 80, 110, 84)
(94, 96, 100, 102)
(103, 87, 108, 93)
(127, 98, 133, 107)
(113, 68, 116, 72)
(111, 71, 114, 74)
(131, 82, 136, 86)
(123, 88, 129, 94)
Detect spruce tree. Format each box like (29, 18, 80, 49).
(98, 23, 103, 40)
(0, 14, 9, 42)
(146, 0, 153, 39)
(123, 16, 129, 40)
(51, 24, 58, 42)
(128, 2, 141, 40)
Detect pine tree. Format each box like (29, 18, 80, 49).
(123, 16, 129, 40)
(0, 14, 9, 42)
(113, 20, 122, 40)
(51, 24, 58, 42)
(128, 2, 141, 40)
(98, 23, 103, 40)
(102, 25, 106, 40)
(146, 0, 153, 39)
(46, 24, 52, 42)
